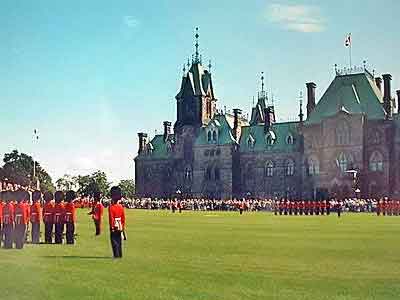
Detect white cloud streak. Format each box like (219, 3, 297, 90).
(267, 3, 325, 33)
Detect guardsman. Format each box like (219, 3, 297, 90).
(177, 200, 182, 213)
(383, 198, 387, 216)
(0, 191, 4, 246)
(396, 200, 400, 216)
(279, 199, 283, 215)
(310, 200, 314, 216)
(239, 200, 245, 215)
(299, 200, 304, 215)
(294, 200, 299, 215)
(42, 191, 55, 243)
(30, 190, 42, 244)
(321, 200, 326, 216)
(14, 190, 30, 249)
(54, 191, 65, 244)
(337, 200, 342, 218)
(304, 201, 309, 215)
(2, 191, 15, 249)
(108, 186, 126, 258)
(283, 199, 288, 215)
(273, 199, 278, 215)
(89, 192, 104, 236)
(377, 199, 381, 216)
(171, 199, 176, 213)
(64, 190, 77, 244)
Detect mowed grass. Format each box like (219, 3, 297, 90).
(1, 210, 400, 300)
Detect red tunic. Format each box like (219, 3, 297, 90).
(54, 203, 65, 224)
(43, 202, 55, 223)
(0, 201, 3, 224)
(30, 203, 42, 223)
(64, 203, 77, 223)
(92, 203, 104, 221)
(108, 203, 125, 231)
(3, 202, 15, 225)
(14, 202, 29, 225)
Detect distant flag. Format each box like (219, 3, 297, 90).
(344, 33, 351, 47)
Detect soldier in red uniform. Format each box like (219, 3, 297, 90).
(42, 191, 55, 243)
(30, 190, 42, 244)
(54, 191, 65, 244)
(108, 186, 126, 258)
(14, 190, 30, 249)
(0, 191, 4, 247)
(177, 200, 182, 213)
(327, 199, 331, 215)
(64, 190, 77, 244)
(299, 200, 304, 215)
(279, 199, 283, 215)
(2, 191, 15, 249)
(321, 200, 326, 216)
(89, 192, 104, 236)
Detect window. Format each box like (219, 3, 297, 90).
(214, 167, 220, 180)
(247, 135, 255, 148)
(265, 161, 274, 177)
(265, 131, 276, 146)
(308, 157, 319, 176)
(370, 130, 381, 144)
(212, 131, 217, 142)
(205, 166, 212, 180)
(286, 159, 295, 176)
(286, 135, 293, 145)
(369, 151, 383, 172)
(336, 121, 350, 145)
(184, 167, 192, 181)
(207, 131, 212, 142)
(337, 152, 353, 173)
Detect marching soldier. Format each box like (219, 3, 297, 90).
(89, 192, 104, 236)
(64, 190, 77, 244)
(42, 191, 55, 243)
(30, 190, 42, 244)
(14, 190, 30, 249)
(108, 186, 126, 258)
(54, 191, 65, 244)
(2, 191, 15, 249)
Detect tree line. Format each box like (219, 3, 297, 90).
(0, 150, 135, 199)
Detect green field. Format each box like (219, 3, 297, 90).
(1, 210, 399, 300)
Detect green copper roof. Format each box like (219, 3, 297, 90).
(195, 113, 236, 145)
(306, 72, 386, 125)
(142, 134, 173, 159)
(239, 121, 301, 153)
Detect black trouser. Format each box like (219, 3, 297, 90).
(31, 222, 40, 244)
(110, 230, 122, 258)
(44, 222, 53, 243)
(94, 219, 101, 235)
(327, 208, 330, 215)
(14, 224, 26, 249)
(66, 222, 75, 244)
(3, 224, 14, 249)
(0, 223, 2, 246)
(239, 208, 243, 215)
(338, 209, 341, 218)
(55, 223, 64, 244)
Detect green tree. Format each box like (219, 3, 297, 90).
(118, 179, 135, 199)
(76, 171, 110, 197)
(0, 149, 55, 192)
(55, 174, 78, 191)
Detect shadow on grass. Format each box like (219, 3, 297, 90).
(42, 255, 111, 260)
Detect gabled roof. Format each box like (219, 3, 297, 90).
(176, 63, 214, 99)
(306, 72, 386, 125)
(195, 113, 237, 145)
(239, 121, 301, 153)
(142, 134, 174, 159)
(250, 95, 267, 125)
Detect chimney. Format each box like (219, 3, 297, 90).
(306, 82, 316, 118)
(397, 90, 400, 114)
(163, 121, 171, 141)
(382, 74, 392, 118)
(264, 107, 271, 133)
(375, 77, 382, 92)
(138, 133, 148, 154)
(232, 108, 242, 141)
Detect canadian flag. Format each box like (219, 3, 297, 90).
(344, 33, 351, 47)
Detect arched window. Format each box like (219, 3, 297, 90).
(212, 131, 217, 142)
(265, 161, 274, 177)
(205, 166, 212, 180)
(370, 130, 381, 144)
(369, 151, 384, 172)
(207, 131, 212, 142)
(308, 157, 320, 176)
(337, 152, 353, 173)
(184, 166, 192, 181)
(336, 121, 350, 145)
(286, 135, 293, 145)
(286, 159, 295, 176)
(214, 167, 220, 181)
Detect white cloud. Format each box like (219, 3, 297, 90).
(123, 16, 140, 28)
(267, 3, 325, 33)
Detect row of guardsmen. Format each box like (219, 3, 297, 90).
(376, 199, 400, 216)
(0, 189, 78, 249)
(273, 200, 334, 216)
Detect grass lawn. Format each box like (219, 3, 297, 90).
(1, 210, 399, 300)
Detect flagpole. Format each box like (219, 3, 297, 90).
(349, 33, 352, 69)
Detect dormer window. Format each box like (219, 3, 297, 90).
(212, 131, 217, 142)
(286, 135, 294, 145)
(207, 131, 212, 142)
(207, 129, 218, 144)
(247, 135, 255, 149)
(265, 131, 276, 146)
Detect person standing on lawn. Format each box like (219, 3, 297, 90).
(108, 186, 126, 258)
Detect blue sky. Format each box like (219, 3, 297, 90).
(1, 0, 399, 183)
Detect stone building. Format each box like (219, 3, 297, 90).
(134, 32, 400, 200)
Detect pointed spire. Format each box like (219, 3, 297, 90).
(187, 58, 190, 69)
(194, 27, 200, 64)
(182, 63, 186, 76)
(299, 91, 304, 122)
(261, 72, 265, 93)
(208, 59, 212, 71)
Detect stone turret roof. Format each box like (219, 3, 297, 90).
(306, 72, 386, 125)
(176, 63, 214, 99)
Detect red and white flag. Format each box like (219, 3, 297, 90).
(344, 33, 351, 47)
